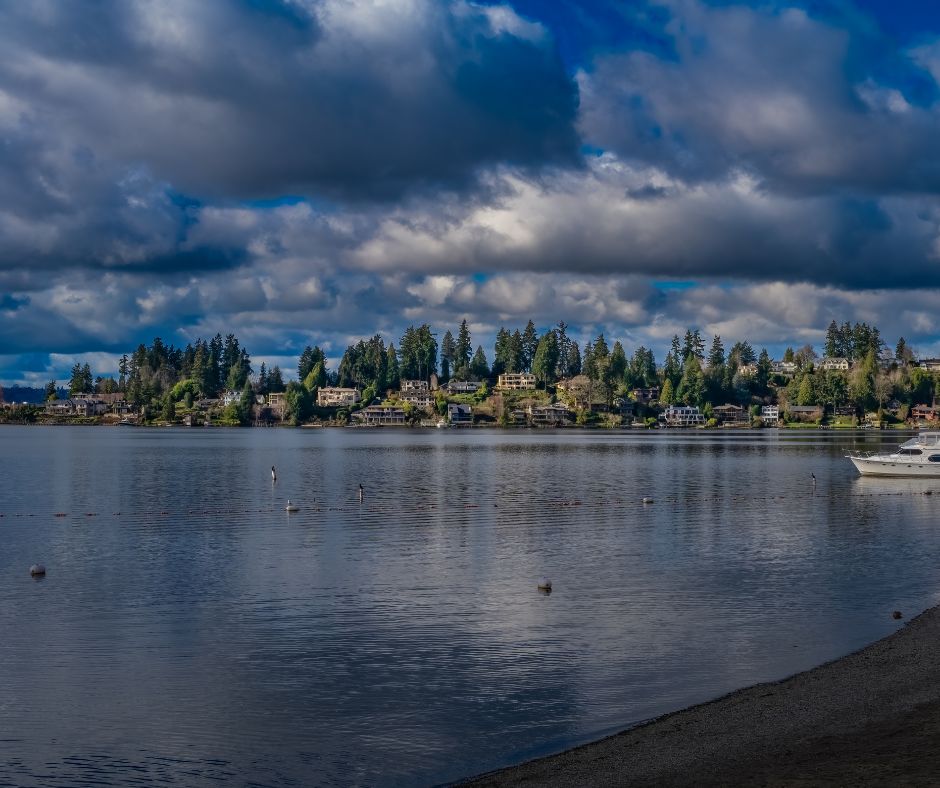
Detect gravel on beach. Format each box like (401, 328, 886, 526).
(465, 606, 940, 787)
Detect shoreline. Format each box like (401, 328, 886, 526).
(465, 605, 940, 786)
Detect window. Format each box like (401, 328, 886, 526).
(928, 455, 940, 463)
(898, 448, 923, 456)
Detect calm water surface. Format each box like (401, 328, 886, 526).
(2, 426, 940, 786)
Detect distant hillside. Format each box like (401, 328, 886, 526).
(1, 386, 67, 404)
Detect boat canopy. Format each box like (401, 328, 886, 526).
(901, 432, 940, 448)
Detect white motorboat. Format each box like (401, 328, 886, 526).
(847, 432, 940, 476)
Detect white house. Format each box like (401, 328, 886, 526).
(819, 357, 850, 371)
(660, 405, 705, 427)
(496, 372, 536, 391)
(761, 405, 780, 424)
(317, 387, 361, 407)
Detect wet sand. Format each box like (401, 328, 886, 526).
(466, 606, 940, 786)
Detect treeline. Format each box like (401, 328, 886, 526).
(37, 318, 937, 424)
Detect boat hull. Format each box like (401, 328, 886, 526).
(849, 456, 940, 477)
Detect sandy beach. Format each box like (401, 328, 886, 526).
(466, 606, 940, 786)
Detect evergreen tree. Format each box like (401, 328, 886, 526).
(267, 366, 285, 393)
(455, 320, 472, 371)
(257, 362, 268, 395)
(824, 320, 840, 357)
(470, 346, 490, 379)
(521, 320, 539, 372)
(386, 344, 400, 390)
(728, 341, 756, 368)
(895, 337, 908, 363)
(662, 351, 680, 387)
(659, 378, 674, 406)
(440, 331, 455, 383)
(566, 342, 581, 376)
(44, 380, 58, 402)
(797, 374, 815, 406)
(707, 335, 725, 368)
(783, 347, 795, 362)
(676, 356, 706, 406)
(531, 332, 559, 386)
(756, 348, 772, 391)
(554, 321, 570, 378)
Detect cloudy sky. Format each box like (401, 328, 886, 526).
(3, 0, 940, 385)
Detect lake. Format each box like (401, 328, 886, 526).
(2, 426, 939, 786)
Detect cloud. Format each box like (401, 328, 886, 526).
(0, 0, 579, 202)
(577, 0, 940, 196)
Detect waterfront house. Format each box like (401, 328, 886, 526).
(400, 379, 430, 394)
(660, 405, 705, 427)
(447, 404, 473, 425)
(771, 361, 798, 375)
(738, 364, 758, 377)
(222, 390, 240, 407)
(820, 357, 850, 371)
(918, 359, 940, 371)
(266, 392, 286, 419)
(317, 387, 361, 407)
(496, 372, 536, 391)
(398, 380, 433, 408)
(356, 405, 407, 425)
(833, 405, 856, 418)
(712, 404, 748, 425)
(445, 380, 483, 394)
(911, 404, 940, 423)
(761, 405, 780, 424)
(44, 398, 108, 417)
(529, 403, 573, 426)
(630, 387, 660, 404)
(786, 404, 824, 422)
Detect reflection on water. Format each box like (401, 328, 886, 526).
(2, 426, 940, 786)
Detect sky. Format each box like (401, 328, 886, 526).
(4, 0, 940, 385)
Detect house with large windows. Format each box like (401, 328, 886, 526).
(317, 387, 361, 407)
(660, 405, 705, 427)
(496, 372, 535, 391)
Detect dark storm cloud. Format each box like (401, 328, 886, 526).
(0, 1, 579, 202)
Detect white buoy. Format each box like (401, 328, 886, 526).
(537, 577, 552, 591)
(285, 499, 299, 512)
(29, 564, 45, 577)
(272, 465, 277, 483)
(642, 497, 654, 504)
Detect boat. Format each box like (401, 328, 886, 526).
(847, 432, 940, 476)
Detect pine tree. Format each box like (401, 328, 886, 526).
(531, 332, 559, 386)
(470, 346, 489, 379)
(659, 378, 674, 406)
(521, 320, 539, 372)
(707, 335, 725, 368)
(455, 320, 472, 371)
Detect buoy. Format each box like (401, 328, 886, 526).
(358, 484, 364, 504)
(285, 499, 299, 512)
(272, 466, 277, 482)
(29, 564, 45, 577)
(537, 577, 552, 591)
(642, 497, 654, 504)
(892, 610, 903, 620)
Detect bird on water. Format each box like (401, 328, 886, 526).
(272, 466, 277, 483)
(359, 483, 364, 504)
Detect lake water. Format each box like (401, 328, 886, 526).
(2, 426, 940, 786)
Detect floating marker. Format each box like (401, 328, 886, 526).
(285, 499, 299, 512)
(642, 497, 654, 504)
(537, 577, 552, 591)
(29, 564, 45, 577)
